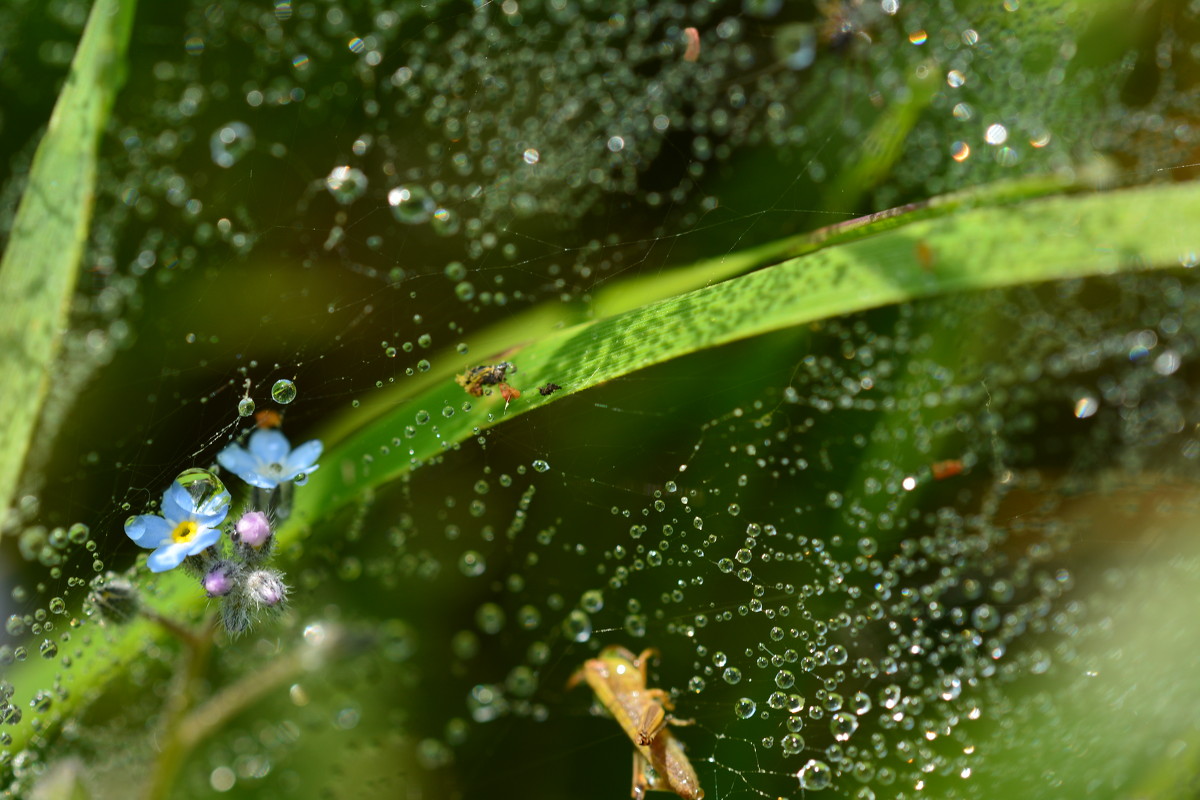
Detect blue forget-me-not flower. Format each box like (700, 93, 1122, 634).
(124, 477, 231, 572)
(216, 429, 322, 489)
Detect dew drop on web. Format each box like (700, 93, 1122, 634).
(271, 379, 297, 404)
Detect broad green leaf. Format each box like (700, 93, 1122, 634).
(0, 0, 138, 524)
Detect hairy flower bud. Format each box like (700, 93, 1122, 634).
(203, 561, 238, 597)
(234, 511, 272, 548)
(246, 569, 288, 608)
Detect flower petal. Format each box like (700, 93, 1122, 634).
(248, 429, 291, 464)
(240, 471, 281, 489)
(161, 482, 194, 523)
(291, 462, 320, 480)
(284, 439, 323, 473)
(147, 541, 193, 572)
(191, 490, 231, 526)
(217, 443, 258, 477)
(185, 525, 223, 556)
(125, 514, 173, 548)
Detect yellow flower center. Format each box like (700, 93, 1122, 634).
(171, 520, 199, 543)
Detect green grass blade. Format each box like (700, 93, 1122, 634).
(299, 179, 1200, 517)
(0, 0, 138, 523)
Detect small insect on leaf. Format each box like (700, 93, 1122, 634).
(539, 382, 562, 396)
(456, 361, 517, 397)
(498, 382, 521, 409)
(569, 646, 704, 799)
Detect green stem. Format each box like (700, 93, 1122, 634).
(142, 615, 215, 800)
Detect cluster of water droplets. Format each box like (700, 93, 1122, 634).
(307, 275, 1200, 798)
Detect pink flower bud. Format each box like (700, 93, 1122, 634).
(235, 511, 272, 548)
(204, 565, 235, 597)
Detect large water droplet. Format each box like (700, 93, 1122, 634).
(830, 711, 858, 741)
(174, 468, 229, 516)
(562, 609, 592, 642)
(798, 759, 833, 790)
(271, 379, 297, 404)
(735, 697, 757, 719)
(325, 166, 368, 204)
(388, 185, 436, 224)
(580, 589, 604, 613)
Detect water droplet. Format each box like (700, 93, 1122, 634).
(972, 603, 1001, 631)
(781, 733, 805, 755)
(562, 609, 592, 642)
(388, 185, 436, 224)
(431, 207, 460, 236)
(531, 460, 550, 473)
(210, 121, 254, 168)
(798, 759, 833, 790)
(580, 590, 604, 613)
(271, 379, 297, 404)
(830, 711, 858, 741)
(458, 550, 486, 577)
(38, 640, 57, 659)
(325, 165, 368, 204)
(237, 397, 255, 417)
(517, 605, 541, 630)
(723, 667, 742, 685)
(174, 468, 229, 516)
(475, 603, 505, 635)
(735, 697, 757, 719)
(67, 523, 89, 544)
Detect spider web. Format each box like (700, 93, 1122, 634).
(4, 0, 1200, 798)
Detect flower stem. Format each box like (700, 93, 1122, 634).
(142, 614, 216, 800)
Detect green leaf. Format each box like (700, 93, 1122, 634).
(0, 0, 138, 523)
(297, 179, 1200, 518)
